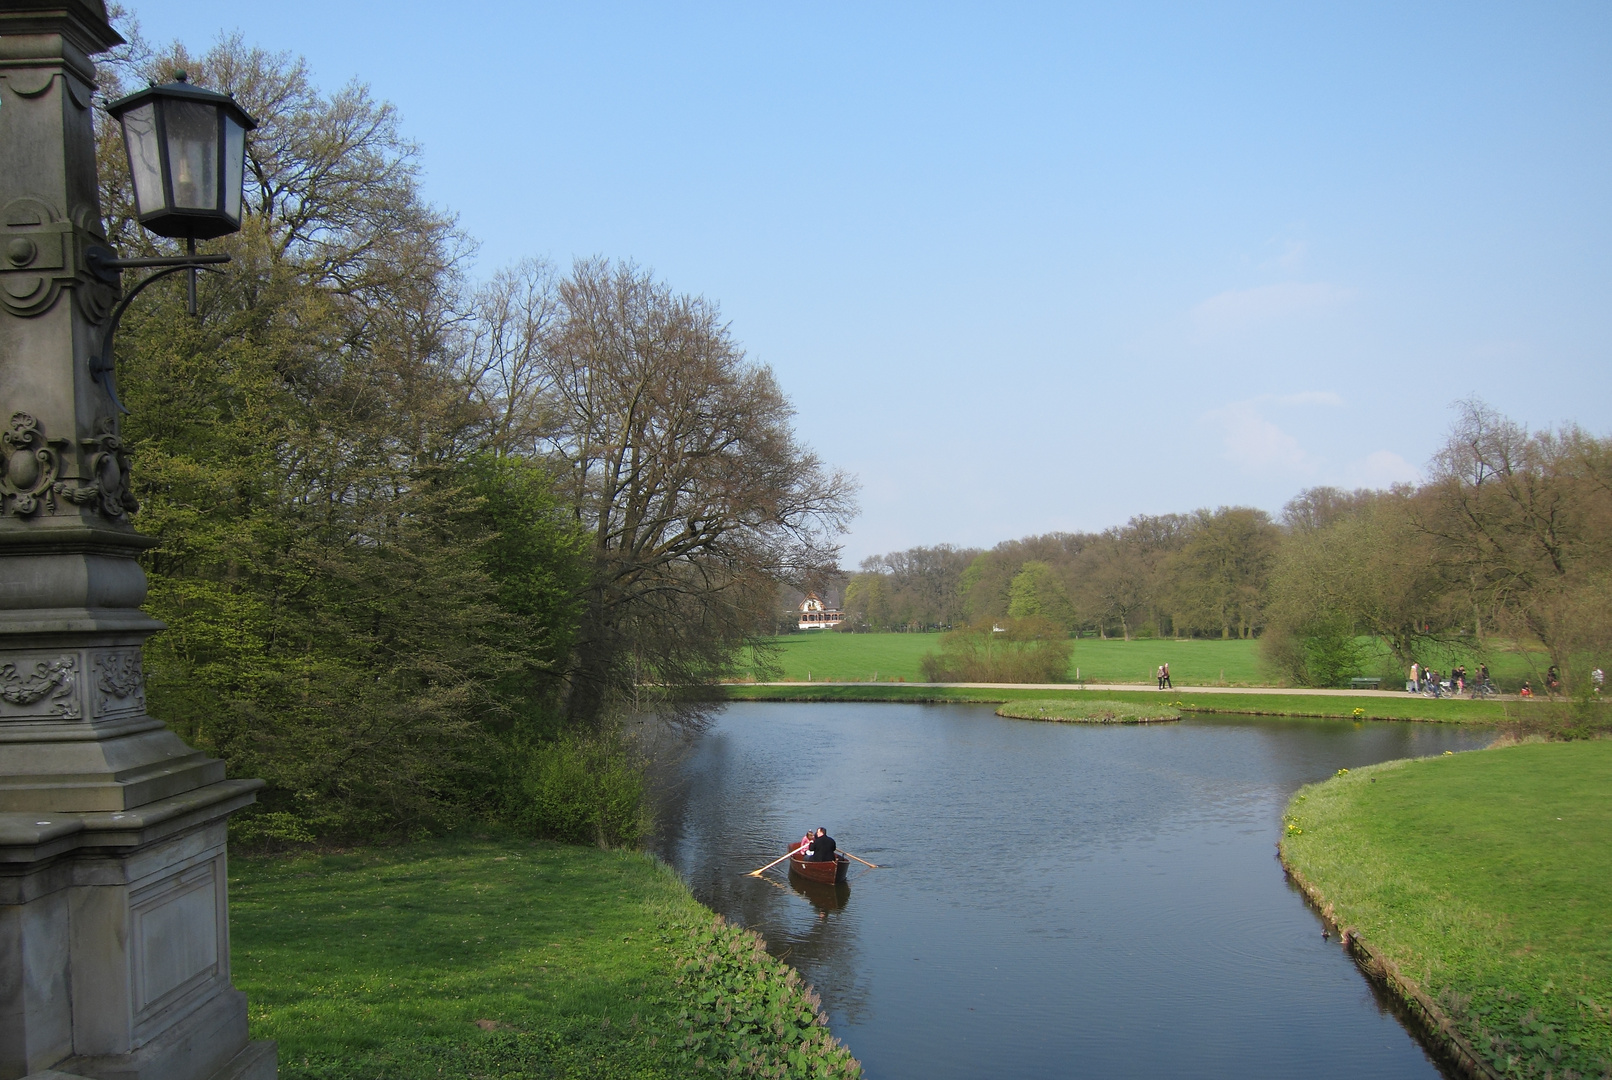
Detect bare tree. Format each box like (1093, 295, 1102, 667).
(471, 259, 857, 727)
(1424, 401, 1612, 689)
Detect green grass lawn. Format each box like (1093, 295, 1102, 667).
(1280, 741, 1612, 1078)
(230, 835, 859, 1079)
(721, 682, 1515, 723)
(742, 633, 1268, 684)
(741, 633, 1553, 691)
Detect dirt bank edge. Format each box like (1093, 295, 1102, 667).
(1276, 853, 1502, 1080)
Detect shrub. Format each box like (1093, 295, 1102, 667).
(921, 617, 1071, 682)
(507, 732, 646, 847)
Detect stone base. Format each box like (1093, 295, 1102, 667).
(54, 990, 257, 1080)
(1, 784, 273, 1080)
(21, 1037, 275, 1080)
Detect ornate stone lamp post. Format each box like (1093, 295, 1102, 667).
(0, 2, 275, 1078)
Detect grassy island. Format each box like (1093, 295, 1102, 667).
(995, 698, 1181, 723)
(230, 834, 860, 1079)
(1279, 741, 1612, 1079)
(722, 682, 1512, 723)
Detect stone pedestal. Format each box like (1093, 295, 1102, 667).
(0, 2, 276, 1078)
(1, 786, 274, 1080)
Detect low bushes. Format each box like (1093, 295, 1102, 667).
(920, 617, 1071, 683)
(995, 699, 1181, 723)
(505, 732, 648, 847)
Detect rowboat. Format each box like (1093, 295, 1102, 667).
(788, 846, 849, 884)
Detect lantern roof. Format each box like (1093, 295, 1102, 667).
(106, 72, 258, 132)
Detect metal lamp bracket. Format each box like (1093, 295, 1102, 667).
(85, 245, 230, 414)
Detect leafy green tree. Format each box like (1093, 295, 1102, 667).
(1169, 507, 1279, 639)
(1007, 560, 1075, 629)
(99, 35, 585, 837)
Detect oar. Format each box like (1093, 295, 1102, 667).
(840, 851, 879, 869)
(748, 845, 808, 877)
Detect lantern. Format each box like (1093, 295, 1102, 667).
(106, 71, 257, 241)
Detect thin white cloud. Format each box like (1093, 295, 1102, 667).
(1191, 281, 1354, 339)
(1200, 392, 1346, 476)
(1275, 390, 1345, 408)
(1275, 240, 1308, 273)
(1344, 449, 1421, 489)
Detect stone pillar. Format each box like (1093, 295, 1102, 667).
(0, 2, 275, 1078)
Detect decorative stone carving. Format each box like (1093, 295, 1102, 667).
(93, 648, 146, 717)
(73, 204, 118, 324)
(0, 413, 64, 517)
(54, 417, 138, 521)
(0, 194, 117, 322)
(0, 196, 72, 317)
(0, 655, 80, 719)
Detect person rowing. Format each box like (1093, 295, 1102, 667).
(807, 826, 837, 862)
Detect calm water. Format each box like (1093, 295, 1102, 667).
(651, 702, 1493, 1080)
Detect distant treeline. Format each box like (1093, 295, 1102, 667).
(842, 403, 1612, 692)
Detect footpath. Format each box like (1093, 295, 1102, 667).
(752, 681, 1512, 701)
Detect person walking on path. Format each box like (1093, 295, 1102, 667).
(1409, 662, 1420, 693)
(1162, 662, 1172, 689)
(1156, 665, 1166, 690)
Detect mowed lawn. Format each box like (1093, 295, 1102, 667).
(230, 836, 713, 1079)
(1281, 741, 1612, 1078)
(742, 634, 1268, 685)
(740, 633, 1551, 689)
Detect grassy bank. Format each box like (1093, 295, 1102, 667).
(745, 633, 1548, 689)
(1280, 742, 1612, 1079)
(230, 835, 859, 1079)
(721, 682, 1513, 723)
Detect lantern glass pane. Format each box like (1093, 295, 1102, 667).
(120, 103, 166, 215)
(164, 100, 219, 210)
(223, 116, 245, 223)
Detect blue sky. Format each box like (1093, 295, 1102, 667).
(121, 1, 1612, 563)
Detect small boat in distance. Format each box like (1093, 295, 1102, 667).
(789, 845, 849, 884)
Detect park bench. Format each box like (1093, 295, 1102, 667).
(1350, 677, 1383, 690)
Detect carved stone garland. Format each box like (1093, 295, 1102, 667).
(0, 656, 78, 716)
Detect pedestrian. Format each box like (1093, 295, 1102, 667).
(1409, 662, 1420, 693)
(1156, 665, 1165, 690)
(1162, 662, 1172, 690)
(1594, 668, 1605, 696)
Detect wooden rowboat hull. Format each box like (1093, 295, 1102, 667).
(788, 849, 848, 884)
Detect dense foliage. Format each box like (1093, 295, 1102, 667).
(97, 30, 849, 838)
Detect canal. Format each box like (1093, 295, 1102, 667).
(651, 701, 1493, 1079)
